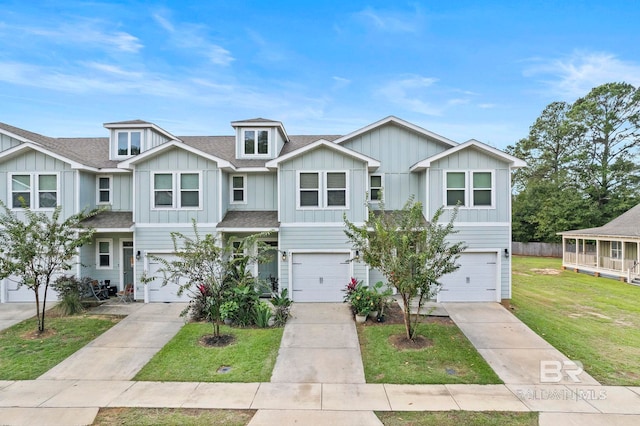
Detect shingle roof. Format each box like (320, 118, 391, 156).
(559, 204, 640, 238)
(217, 211, 279, 229)
(103, 119, 152, 126)
(80, 211, 134, 229)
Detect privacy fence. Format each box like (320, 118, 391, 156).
(511, 242, 563, 258)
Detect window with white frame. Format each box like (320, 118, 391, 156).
(97, 176, 112, 204)
(153, 172, 201, 209)
(445, 171, 493, 208)
(96, 239, 113, 269)
(10, 173, 58, 209)
(611, 241, 622, 260)
(297, 171, 348, 209)
(231, 175, 246, 203)
(370, 174, 383, 202)
(117, 131, 142, 156)
(243, 129, 269, 156)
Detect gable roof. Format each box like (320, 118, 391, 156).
(559, 204, 640, 238)
(410, 139, 527, 171)
(103, 120, 177, 141)
(0, 141, 97, 170)
(117, 139, 233, 170)
(265, 139, 380, 171)
(333, 116, 458, 148)
(231, 117, 290, 142)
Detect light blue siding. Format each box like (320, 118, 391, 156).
(0, 133, 22, 152)
(78, 172, 95, 210)
(134, 147, 220, 224)
(278, 147, 367, 223)
(79, 232, 134, 290)
(112, 174, 133, 211)
(229, 173, 277, 211)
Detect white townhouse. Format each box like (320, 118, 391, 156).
(0, 116, 525, 303)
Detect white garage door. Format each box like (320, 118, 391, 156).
(292, 253, 350, 302)
(147, 254, 190, 302)
(438, 252, 498, 302)
(3, 276, 59, 303)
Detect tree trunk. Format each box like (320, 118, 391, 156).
(401, 293, 413, 340)
(34, 289, 43, 334)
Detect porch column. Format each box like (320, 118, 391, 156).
(621, 240, 625, 273)
(575, 238, 579, 266)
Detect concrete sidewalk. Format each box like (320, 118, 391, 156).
(443, 303, 600, 386)
(38, 303, 187, 381)
(1, 380, 639, 425)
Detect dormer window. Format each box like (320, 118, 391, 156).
(117, 131, 141, 156)
(243, 129, 269, 156)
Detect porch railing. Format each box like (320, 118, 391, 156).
(628, 261, 640, 283)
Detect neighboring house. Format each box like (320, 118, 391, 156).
(559, 204, 640, 284)
(0, 116, 525, 303)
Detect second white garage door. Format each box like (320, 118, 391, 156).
(438, 252, 498, 302)
(147, 254, 190, 302)
(292, 253, 350, 302)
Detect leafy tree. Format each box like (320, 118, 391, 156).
(0, 203, 100, 333)
(147, 221, 269, 337)
(344, 198, 465, 341)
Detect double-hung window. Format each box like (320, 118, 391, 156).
(10, 173, 58, 209)
(243, 129, 269, 156)
(97, 176, 112, 204)
(231, 175, 246, 204)
(611, 241, 622, 260)
(117, 131, 142, 156)
(369, 174, 383, 202)
(153, 172, 201, 209)
(96, 239, 112, 269)
(445, 171, 494, 208)
(297, 171, 348, 209)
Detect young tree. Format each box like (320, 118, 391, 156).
(344, 198, 465, 341)
(0, 203, 100, 333)
(147, 220, 269, 338)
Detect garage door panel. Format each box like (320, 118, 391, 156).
(292, 253, 350, 302)
(438, 253, 497, 302)
(147, 254, 190, 302)
(4, 275, 60, 302)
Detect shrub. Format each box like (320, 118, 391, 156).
(51, 275, 85, 316)
(344, 278, 375, 316)
(219, 300, 239, 322)
(271, 288, 292, 327)
(254, 301, 273, 328)
(228, 284, 260, 327)
(181, 283, 212, 322)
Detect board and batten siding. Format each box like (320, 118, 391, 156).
(0, 150, 75, 219)
(78, 172, 95, 211)
(447, 225, 511, 299)
(278, 147, 367, 223)
(228, 172, 277, 211)
(79, 232, 132, 288)
(428, 148, 512, 224)
(133, 148, 220, 224)
(340, 123, 451, 210)
(0, 133, 22, 153)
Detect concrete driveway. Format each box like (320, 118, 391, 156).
(443, 302, 600, 385)
(0, 303, 40, 332)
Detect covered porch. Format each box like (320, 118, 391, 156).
(559, 205, 640, 283)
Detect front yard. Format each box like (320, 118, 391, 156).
(511, 255, 640, 385)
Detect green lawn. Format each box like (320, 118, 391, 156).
(0, 314, 120, 380)
(511, 255, 640, 385)
(358, 322, 501, 384)
(134, 323, 283, 382)
(377, 411, 538, 426)
(93, 408, 254, 426)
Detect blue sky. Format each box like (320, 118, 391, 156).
(1, 1, 639, 149)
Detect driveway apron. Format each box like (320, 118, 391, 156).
(270, 303, 366, 383)
(0, 303, 55, 332)
(443, 302, 600, 385)
(38, 303, 187, 381)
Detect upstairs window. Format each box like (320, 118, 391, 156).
(10, 173, 58, 209)
(297, 171, 348, 209)
(370, 174, 383, 202)
(117, 131, 141, 156)
(97, 176, 112, 204)
(243, 129, 269, 156)
(231, 175, 246, 204)
(445, 171, 494, 208)
(153, 172, 201, 209)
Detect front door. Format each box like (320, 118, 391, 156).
(122, 241, 134, 293)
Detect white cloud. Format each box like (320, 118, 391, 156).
(478, 103, 496, 109)
(378, 76, 442, 116)
(354, 6, 424, 33)
(523, 51, 640, 99)
(332, 76, 351, 90)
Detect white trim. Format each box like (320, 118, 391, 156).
(436, 249, 501, 303)
(0, 142, 92, 170)
(151, 171, 203, 210)
(411, 139, 526, 171)
(117, 139, 233, 170)
(266, 139, 380, 170)
(241, 128, 271, 158)
(296, 170, 350, 210)
(235, 167, 271, 172)
(334, 116, 458, 148)
(369, 173, 384, 203)
(217, 227, 279, 233)
(103, 121, 177, 141)
(96, 175, 113, 205)
(279, 222, 364, 228)
(93, 227, 134, 233)
(96, 238, 113, 269)
(230, 174, 247, 204)
(135, 222, 218, 228)
(120, 239, 134, 292)
(287, 249, 353, 301)
(231, 119, 290, 143)
(113, 130, 142, 159)
(218, 169, 223, 223)
(8, 172, 60, 211)
(443, 170, 495, 209)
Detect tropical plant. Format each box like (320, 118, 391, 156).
(254, 301, 273, 328)
(345, 280, 375, 316)
(219, 300, 239, 322)
(270, 288, 292, 327)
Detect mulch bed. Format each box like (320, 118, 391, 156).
(360, 301, 454, 326)
(199, 334, 236, 347)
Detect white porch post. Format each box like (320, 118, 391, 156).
(596, 239, 600, 268)
(575, 238, 579, 266)
(621, 240, 625, 273)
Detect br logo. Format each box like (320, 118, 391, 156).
(540, 360, 584, 383)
